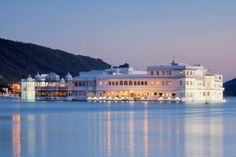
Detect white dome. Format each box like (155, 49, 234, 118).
(45, 72, 60, 82)
(35, 72, 42, 81)
(65, 72, 73, 81)
(60, 78, 65, 83)
(27, 75, 34, 81)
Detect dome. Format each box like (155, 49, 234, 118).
(27, 75, 34, 81)
(171, 59, 178, 66)
(60, 78, 65, 83)
(35, 72, 42, 81)
(65, 72, 73, 81)
(45, 72, 60, 82)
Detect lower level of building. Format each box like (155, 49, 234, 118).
(24, 89, 224, 103)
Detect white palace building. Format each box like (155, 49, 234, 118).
(21, 59, 224, 103)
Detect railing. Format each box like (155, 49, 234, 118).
(35, 86, 73, 91)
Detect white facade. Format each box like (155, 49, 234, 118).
(21, 75, 36, 101)
(21, 60, 224, 103)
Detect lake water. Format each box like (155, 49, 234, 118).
(0, 98, 236, 157)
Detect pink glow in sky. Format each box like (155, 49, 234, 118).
(0, 0, 235, 81)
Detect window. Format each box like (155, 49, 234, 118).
(124, 81, 128, 85)
(169, 70, 172, 75)
(108, 81, 111, 86)
(120, 81, 123, 85)
(138, 81, 141, 85)
(145, 81, 148, 85)
(141, 81, 144, 85)
(151, 71, 154, 75)
(134, 81, 137, 85)
(115, 81, 118, 85)
(180, 80, 183, 86)
(156, 71, 159, 75)
(129, 81, 132, 85)
(74, 82, 78, 87)
(203, 92, 206, 96)
(112, 81, 115, 86)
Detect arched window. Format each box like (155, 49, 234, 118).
(150, 71, 154, 75)
(144, 81, 148, 85)
(134, 81, 137, 85)
(112, 81, 115, 85)
(75, 82, 78, 87)
(141, 81, 144, 85)
(108, 81, 111, 86)
(124, 81, 128, 85)
(138, 81, 140, 85)
(120, 81, 123, 85)
(129, 81, 132, 85)
(115, 81, 118, 85)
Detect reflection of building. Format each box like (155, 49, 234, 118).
(12, 115, 21, 157)
(184, 113, 224, 157)
(21, 60, 224, 102)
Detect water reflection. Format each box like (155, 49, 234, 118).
(12, 115, 21, 157)
(184, 110, 224, 157)
(0, 102, 227, 157)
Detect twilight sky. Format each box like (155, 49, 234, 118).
(0, 0, 236, 81)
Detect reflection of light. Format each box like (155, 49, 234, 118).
(27, 115, 36, 157)
(184, 113, 224, 157)
(129, 111, 135, 157)
(107, 112, 112, 157)
(12, 114, 21, 157)
(144, 110, 149, 157)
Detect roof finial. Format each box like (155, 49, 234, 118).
(171, 57, 178, 66)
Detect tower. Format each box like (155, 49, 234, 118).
(21, 75, 35, 101)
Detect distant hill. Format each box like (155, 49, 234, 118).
(224, 78, 236, 96)
(0, 38, 110, 84)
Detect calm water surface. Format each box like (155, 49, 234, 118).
(0, 98, 236, 157)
